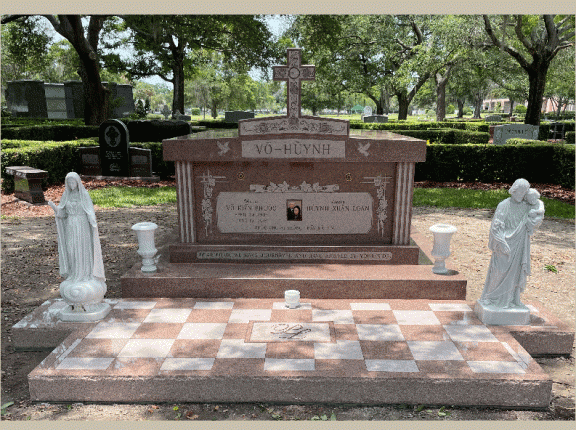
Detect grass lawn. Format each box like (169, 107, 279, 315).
(87, 185, 574, 219)
(413, 188, 574, 219)
(88, 186, 177, 208)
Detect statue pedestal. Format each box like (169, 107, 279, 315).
(59, 302, 111, 322)
(474, 301, 530, 326)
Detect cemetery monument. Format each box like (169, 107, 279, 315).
(493, 124, 539, 145)
(123, 47, 469, 300)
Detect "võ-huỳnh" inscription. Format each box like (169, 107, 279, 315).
(242, 139, 345, 159)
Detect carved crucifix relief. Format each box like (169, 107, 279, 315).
(273, 48, 316, 125)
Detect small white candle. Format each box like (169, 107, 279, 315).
(285, 290, 300, 309)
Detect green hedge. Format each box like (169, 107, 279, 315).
(416, 143, 575, 189)
(1, 124, 99, 141)
(124, 120, 191, 142)
(350, 120, 491, 133)
(565, 131, 575, 144)
(505, 138, 551, 145)
(1, 139, 174, 193)
(390, 128, 489, 144)
(1, 139, 94, 192)
(194, 119, 237, 129)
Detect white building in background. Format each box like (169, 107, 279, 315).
(483, 97, 575, 114)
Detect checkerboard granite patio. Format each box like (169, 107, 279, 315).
(17, 298, 573, 407)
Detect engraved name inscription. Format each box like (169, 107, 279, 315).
(216, 192, 373, 234)
(242, 139, 345, 159)
(197, 251, 393, 261)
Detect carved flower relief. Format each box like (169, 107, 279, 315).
(273, 68, 288, 79)
(299, 181, 313, 193)
(301, 68, 315, 79)
(290, 81, 299, 94)
(252, 181, 339, 193)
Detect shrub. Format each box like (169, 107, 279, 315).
(390, 128, 489, 144)
(514, 105, 527, 114)
(565, 131, 575, 144)
(415, 143, 574, 188)
(0, 124, 99, 141)
(124, 120, 191, 142)
(195, 119, 237, 129)
(1, 139, 97, 192)
(1, 139, 176, 192)
(191, 108, 201, 115)
(506, 138, 550, 145)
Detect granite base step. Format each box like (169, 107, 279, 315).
(16, 298, 573, 407)
(121, 263, 467, 300)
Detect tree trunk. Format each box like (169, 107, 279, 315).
(434, 67, 451, 122)
(435, 80, 447, 121)
(457, 99, 464, 118)
(77, 58, 109, 125)
(171, 47, 186, 115)
(397, 92, 410, 120)
(473, 93, 483, 119)
(509, 99, 515, 115)
(366, 93, 383, 115)
(524, 64, 549, 126)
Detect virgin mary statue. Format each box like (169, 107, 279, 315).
(48, 172, 110, 321)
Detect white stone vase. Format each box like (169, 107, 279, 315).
(132, 222, 159, 273)
(429, 223, 457, 274)
(285, 290, 301, 309)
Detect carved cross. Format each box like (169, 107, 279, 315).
(273, 48, 315, 122)
(105, 125, 120, 146)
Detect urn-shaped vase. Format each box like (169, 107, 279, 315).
(132, 222, 159, 273)
(429, 223, 457, 274)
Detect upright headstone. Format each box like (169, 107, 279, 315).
(485, 115, 502, 122)
(129, 147, 154, 177)
(99, 119, 130, 176)
(78, 147, 101, 176)
(5, 80, 48, 118)
(363, 115, 388, 123)
(64, 81, 84, 119)
(493, 124, 539, 145)
(161, 105, 171, 119)
(363, 106, 373, 116)
(44, 83, 67, 119)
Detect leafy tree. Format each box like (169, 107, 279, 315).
(288, 15, 395, 115)
(2, 14, 121, 125)
(544, 46, 575, 119)
(483, 14, 575, 125)
(1, 16, 52, 86)
(110, 15, 278, 115)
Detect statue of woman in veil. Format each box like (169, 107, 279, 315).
(48, 172, 110, 321)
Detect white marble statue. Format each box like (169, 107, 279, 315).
(48, 172, 110, 321)
(475, 179, 544, 325)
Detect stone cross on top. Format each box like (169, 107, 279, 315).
(273, 48, 315, 123)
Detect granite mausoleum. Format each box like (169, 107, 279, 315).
(5, 80, 134, 119)
(122, 49, 466, 299)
